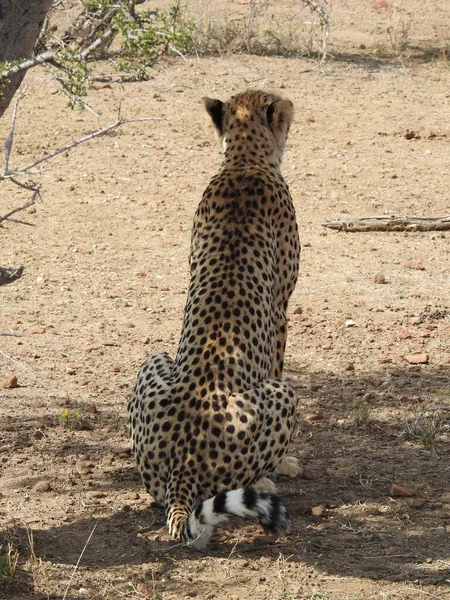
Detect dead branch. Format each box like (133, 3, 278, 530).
(321, 215, 450, 232)
(5, 116, 166, 177)
(0, 187, 40, 225)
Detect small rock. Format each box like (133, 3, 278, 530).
(405, 498, 426, 509)
(111, 364, 122, 373)
(135, 583, 154, 598)
(397, 329, 411, 339)
(254, 535, 277, 545)
(408, 365, 422, 373)
(304, 412, 324, 422)
(29, 326, 45, 334)
(124, 321, 135, 328)
(86, 404, 98, 414)
(405, 353, 429, 364)
(300, 467, 314, 480)
(311, 504, 326, 517)
(373, 273, 387, 284)
(345, 319, 356, 327)
(1, 375, 18, 389)
(360, 504, 381, 517)
(33, 480, 51, 492)
(390, 483, 413, 497)
(372, 0, 388, 8)
(403, 260, 425, 270)
(124, 251, 134, 260)
(345, 362, 355, 371)
(239, 559, 250, 567)
(86, 490, 106, 499)
(259, 556, 272, 564)
(65, 366, 76, 375)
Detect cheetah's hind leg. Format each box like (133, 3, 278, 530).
(276, 455, 300, 478)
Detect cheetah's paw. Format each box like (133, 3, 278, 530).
(276, 455, 300, 478)
(254, 477, 277, 494)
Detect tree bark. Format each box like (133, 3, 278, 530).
(0, 0, 54, 118)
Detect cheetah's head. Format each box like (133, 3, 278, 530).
(202, 89, 294, 165)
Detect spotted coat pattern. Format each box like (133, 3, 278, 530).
(128, 90, 301, 547)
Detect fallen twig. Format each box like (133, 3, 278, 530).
(0, 331, 26, 337)
(0, 189, 40, 225)
(321, 215, 450, 232)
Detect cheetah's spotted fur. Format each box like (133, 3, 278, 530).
(128, 90, 301, 549)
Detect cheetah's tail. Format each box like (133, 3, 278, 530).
(181, 487, 290, 550)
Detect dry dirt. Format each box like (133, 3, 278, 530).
(1, 1, 450, 599)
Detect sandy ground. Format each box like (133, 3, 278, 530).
(1, 1, 449, 599)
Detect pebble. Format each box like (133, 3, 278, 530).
(1, 375, 18, 389)
(311, 504, 326, 517)
(33, 480, 51, 492)
(111, 364, 122, 373)
(373, 272, 387, 284)
(372, 1, 388, 9)
(29, 326, 45, 334)
(403, 260, 425, 270)
(124, 321, 135, 328)
(86, 490, 106, 499)
(360, 504, 381, 516)
(300, 467, 314, 480)
(390, 483, 413, 497)
(86, 404, 98, 414)
(397, 329, 411, 339)
(304, 412, 324, 422)
(405, 353, 429, 364)
(135, 583, 153, 598)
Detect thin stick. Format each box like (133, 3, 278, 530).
(0, 331, 26, 337)
(0, 349, 40, 380)
(62, 522, 98, 600)
(9, 117, 166, 177)
(0, 188, 40, 225)
(4, 90, 25, 175)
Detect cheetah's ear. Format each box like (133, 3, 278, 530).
(203, 97, 225, 136)
(267, 100, 294, 141)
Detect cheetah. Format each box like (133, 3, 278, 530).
(128, 90, 301, 549)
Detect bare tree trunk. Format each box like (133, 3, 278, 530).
(0, 0, 54, 118)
